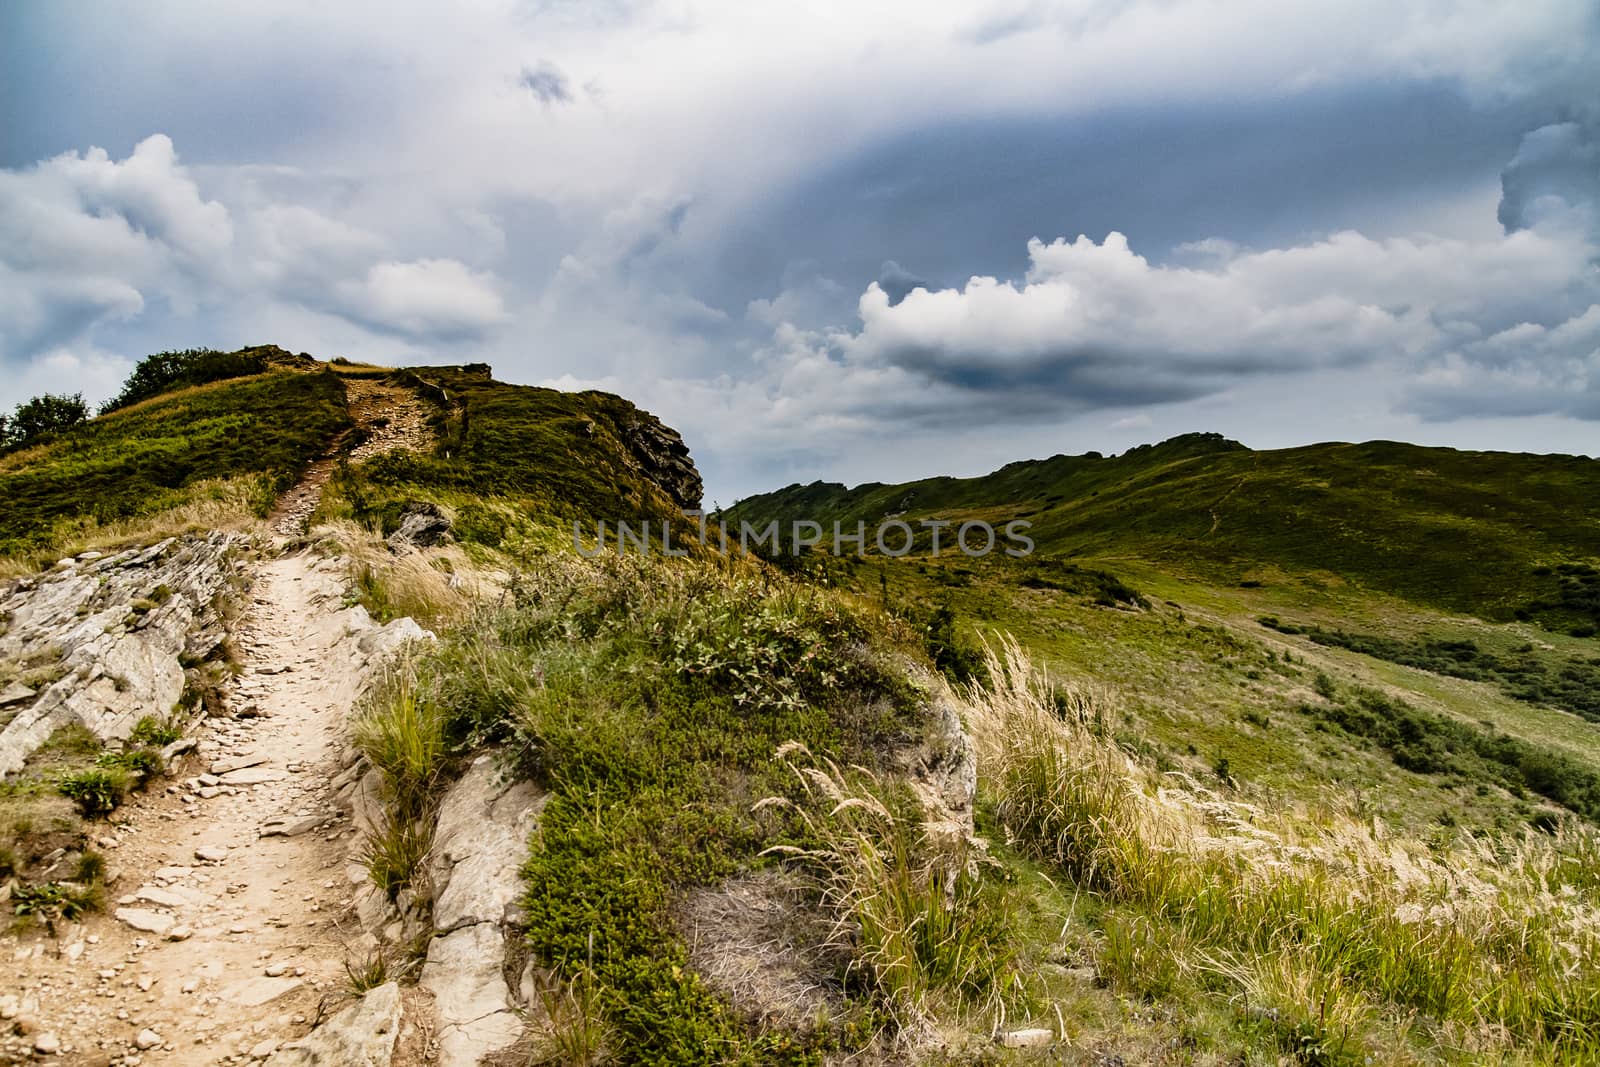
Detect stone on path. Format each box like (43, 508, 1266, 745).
(114, 908, 174, 936)
(266, 982, 402, 1066)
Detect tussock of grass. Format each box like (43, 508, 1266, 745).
(529, 968, 614, 1067)
(352, 660, 448, 899)
(321, 518, 483, 630)
(957, 636, 1600, 1061)
(759, 744, 1024, 1030)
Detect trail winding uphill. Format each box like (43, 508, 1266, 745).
(2, 377, 440, 1065)
(4, 551, 430, 1065)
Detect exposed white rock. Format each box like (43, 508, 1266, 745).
(427, 756, 543, 933)
(997, 1028, 1055, 1048)
(266, 981, 402, 1066)
(420, 924, 523, 1067)
(218, 976, 303, 1008)
(211, 752, 269, 775)
(0, 533, 241, 775)
(114, 908, 174, 936)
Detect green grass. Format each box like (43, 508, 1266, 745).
(0, 367, 351, 557)
(97, 346, 300, 414)
(961, 639, 1600, 1064)
(3, 723, 167, 930)
(724, 433, 1600, 632)
(1262, 617, 1600, 722)
(352, 552, 1017, 1062)
(1294, 682, 1600, 822)
(321, 366, 699, 547)
(800, 547, 1599, 839)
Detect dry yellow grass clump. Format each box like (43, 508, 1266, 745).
(0, 475, 274, 578)
(954, 636, 1600, 1062)
(317, 517, 494, 630)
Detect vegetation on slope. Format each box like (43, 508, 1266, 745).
(962, 639, 1600, 1064)
(96, 346, 305, 414)
(724, 434, 1600, 632)
(322, 365, 700, 549)
(0, 366, 351, 559)
(353, 553, 1023, 1062)
(0, 717, 182, 934)
(1261, 616, 1600, 722)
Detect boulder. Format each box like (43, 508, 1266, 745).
(385, 504, 453, 552)
(427, 756, 543, 932)
(0, 532, 240, 775)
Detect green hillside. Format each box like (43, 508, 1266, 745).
(319, 364, 703, 546)
(0, 347, 705, 565)
(724, 433, 1600, 633)
(0, 366, 351, 558)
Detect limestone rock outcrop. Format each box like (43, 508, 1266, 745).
(0, 532, 242, 775)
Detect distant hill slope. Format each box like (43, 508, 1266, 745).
(722, 433, 1600, 631)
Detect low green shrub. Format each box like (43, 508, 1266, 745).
(129, 715, 183, 746)
(56, 768, 130, 815)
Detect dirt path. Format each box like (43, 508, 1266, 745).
(4, 378, 436, 1065)
(270, 379, 434, 536)
(5, 553, 379, 1065)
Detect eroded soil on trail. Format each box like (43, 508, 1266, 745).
(4, 378, 438, 1065)
(5, 554, 381, 1065)
(270, 379, 434, 536)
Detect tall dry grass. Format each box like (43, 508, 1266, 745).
(318, 517, 488, 630)
(759, 742, 1025, 1031)
(955, 637, 1600, 1060)
(0, 474, 273, 576)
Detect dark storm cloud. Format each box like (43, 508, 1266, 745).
(5, 0, 1600, 500)
(519, 63, 573, 105)
(702, 84, 1540, 319)
(875, 260, 927, 305)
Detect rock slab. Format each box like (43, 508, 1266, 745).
(267, 982, 402, 1066)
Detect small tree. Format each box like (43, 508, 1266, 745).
(100, 348, 258, 413)
(9, 392, 89, 445)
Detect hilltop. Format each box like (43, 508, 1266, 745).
(0, 346, 699, 565)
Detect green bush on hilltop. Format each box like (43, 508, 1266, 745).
(98, 348, 267, 414)
(1, 392, 89, 451)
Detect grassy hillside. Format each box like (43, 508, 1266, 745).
(320, 365, 702, 548)
(347, 521, 1600, 1064)
(0, 367, 351, 559)
(724, 433, 1600, 633)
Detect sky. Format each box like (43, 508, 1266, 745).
(2, 1, 1598, 505)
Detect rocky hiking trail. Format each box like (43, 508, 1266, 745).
(3, 378, 445, 1065)
(5, 554, 419, 1066)
(270, 379, 434, 537)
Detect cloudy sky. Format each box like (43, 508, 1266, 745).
(3, 1, 1598, 504)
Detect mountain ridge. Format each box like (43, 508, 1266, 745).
(723, 432, 1600, 632)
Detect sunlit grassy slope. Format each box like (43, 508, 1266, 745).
(0, 367, 352, 559)
(724, 433, 1600, 633)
